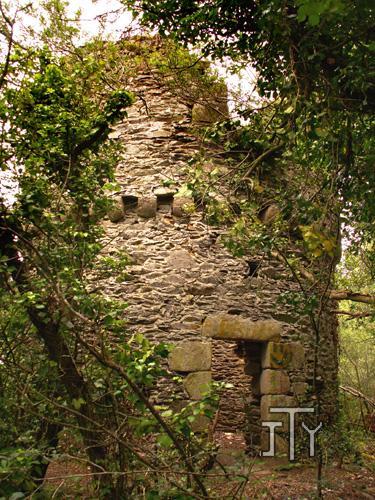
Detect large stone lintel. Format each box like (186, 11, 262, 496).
(202, 313, 281, 342)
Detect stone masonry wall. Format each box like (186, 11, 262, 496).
(100, 68, 338, 440)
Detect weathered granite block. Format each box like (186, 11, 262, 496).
(260, 395, 296, 431)
(292, 382, 309, 396)
(202, 313, 281, 341)
(153, 187, 177, 196)
(172, 196, 195, 217)
(167, 249, 195, 269)
(107, 197, 125, 222)
(261, 430, 289, 454)
(137, 197, 157, 218)
(260, 369, 290, 395)
(184, 371, 212, 400)
(191, 414, 211, 432)
(261, 342, 305, 370)
(171, 399, 210, 432)
(169, 341, 212, 372)
(191, 91, 229, 124)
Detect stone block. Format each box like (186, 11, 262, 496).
(172, 196, 195, 217)
(107, 197, 124, 222)
(136, 197, 157, 218)
(260, 395, 296, 432)
(150, 129, 171, 138)
(171, 399, 210, 432)
(186, 283, 215, 296)
(184, 371, 212, 400)
(191, 90, 229, 124)
(108, 128, 122, 140)
(153, 187, 177, 197)
(259, 204, 280, 224)
(191, 414, 211, 432)
(168, 341, 211, 372)
(261, 342, 305, 370)
(260, 369, 290, 395)
(202, 313, 281, 342)
(261, 430, 289, 455)
(292, 382, 309, 396)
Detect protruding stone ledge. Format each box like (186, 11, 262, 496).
(261, 342, 305, 370)
(107, 196, 125, 222)
(136, 197, 157, 218)
(172, 196, 195, 217)
(168, 341, 212, 372)
(202, 313, 281, 342)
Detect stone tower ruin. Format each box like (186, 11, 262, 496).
(101, 44, 339, 454)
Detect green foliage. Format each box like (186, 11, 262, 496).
(95, 250, 132, 282)
(125, 0, 374, 105)
(318, 401, 368, 466)
(116, 36, 227, 109)
(0, 5, 223, 498)
(337, 255, 375, 399)
(295, 0, 345, 26)
(126, 0, 374, 263)
(0, 448, 50, 498)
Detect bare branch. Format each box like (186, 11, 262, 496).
(331, 310, 374, 319)
(329, 290, 375, 305)
(340, 385, 375, 408)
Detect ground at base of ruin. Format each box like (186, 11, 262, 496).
(44, 432, 375, 499)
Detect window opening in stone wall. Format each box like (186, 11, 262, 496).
(122, 195, 138, 211)
(156, 193, 174, 213)
(243, 341, 263, 454)
(245, 260, 260, 278)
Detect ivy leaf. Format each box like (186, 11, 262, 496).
(308, 13, 320, 26)
(157, 434, 173, 448)
(71, 398, 85, 410)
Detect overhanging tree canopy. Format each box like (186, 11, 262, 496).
(125, 0, 375, 275)
(126, 0, 375, 109)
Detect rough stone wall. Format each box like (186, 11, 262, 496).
(100, 68, 338, 437)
